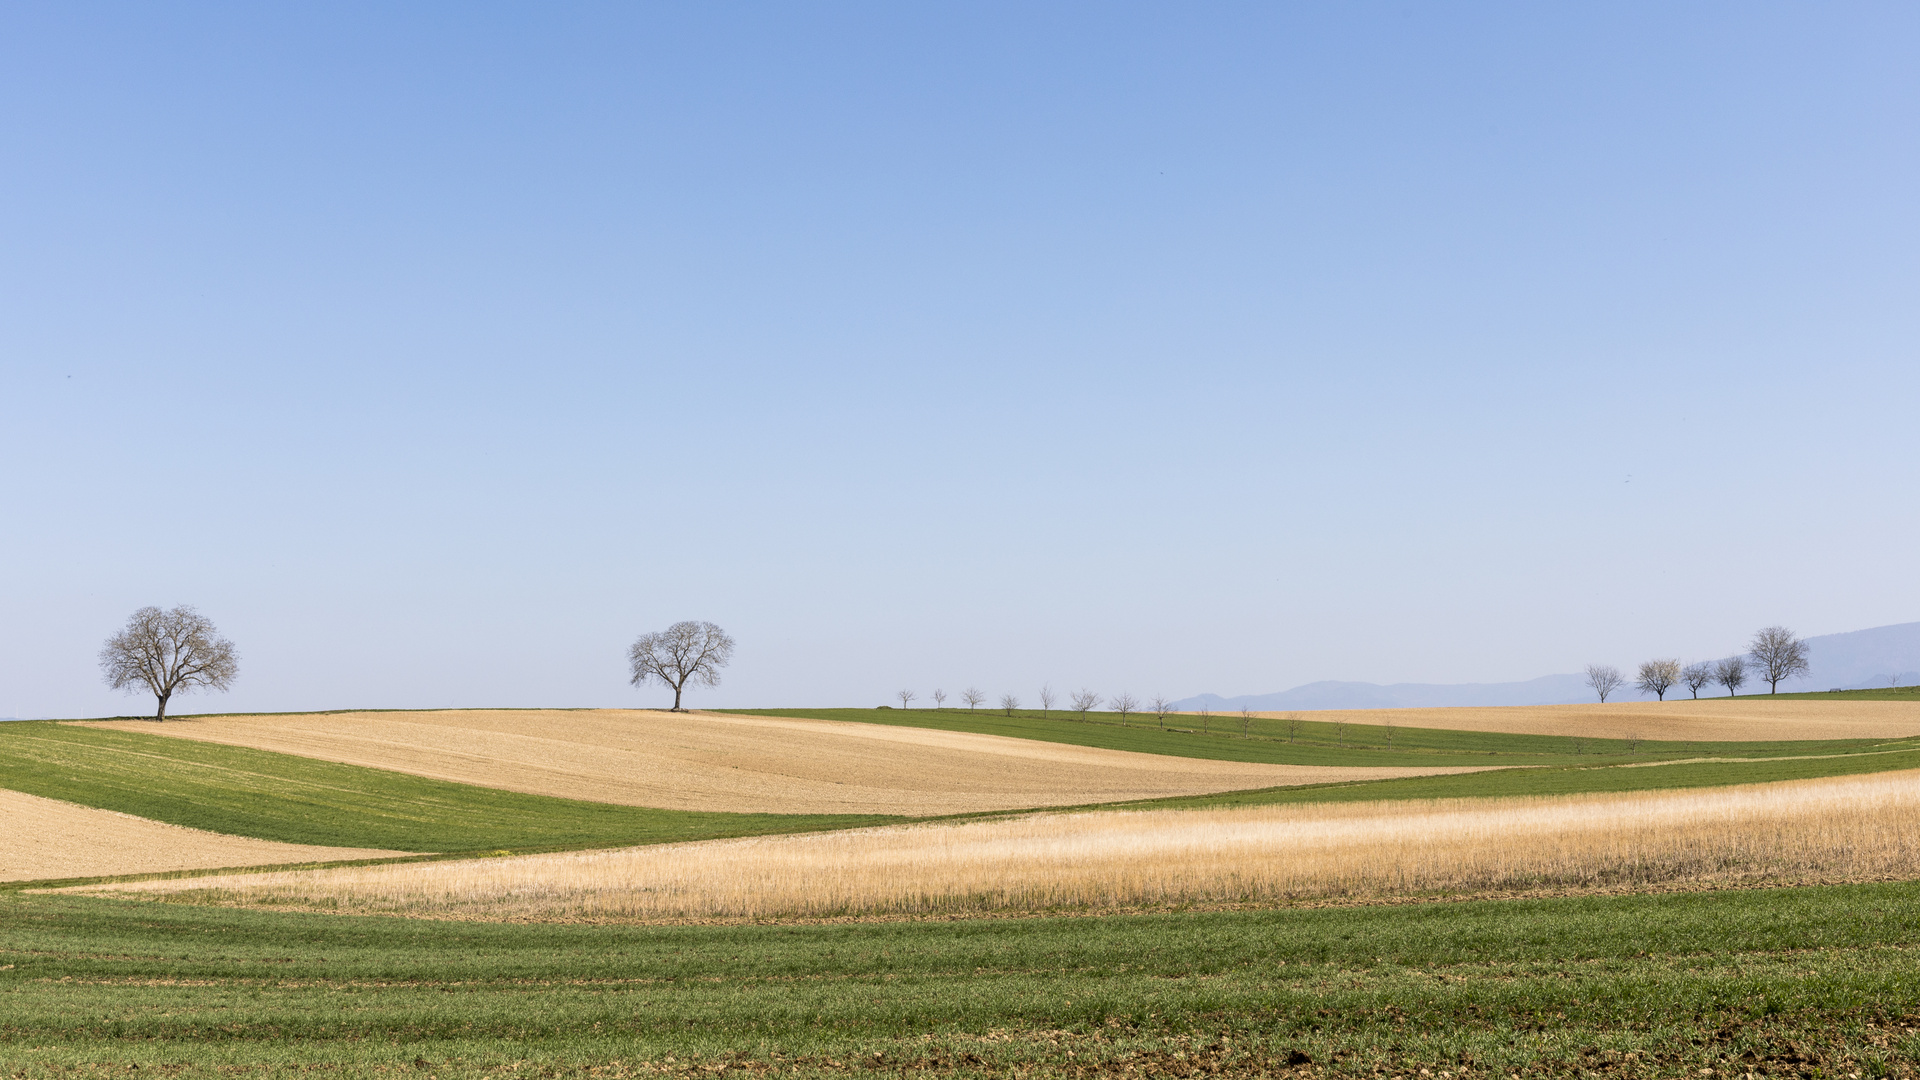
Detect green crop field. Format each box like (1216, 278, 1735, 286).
(0, 721, 895, 858)
(722, 706, 1920, 768)
(4, 882, 1920, 1077)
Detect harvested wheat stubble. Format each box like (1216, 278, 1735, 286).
(0, 787, 412, 883)
(1255, 698, 1920, 742)
(80, 769, 1920, 920)
(75, 709, 1492, 815)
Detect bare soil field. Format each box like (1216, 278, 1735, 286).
(80, 769, 1920, 920)
(1256, 698, 1920, 741)
(0, 787, 410, 883)
(78, 710, 1492, 815)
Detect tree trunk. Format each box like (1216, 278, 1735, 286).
(672, 683, 684, 711)
(155, 691, 171, 721)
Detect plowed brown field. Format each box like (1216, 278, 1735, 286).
(78, 709, 1494, 815)
(1252, 698, 1920, 741)
(0, 788, 411, 883)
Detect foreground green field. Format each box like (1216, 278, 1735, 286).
(0, 722, 894, 857)
(4, 882, 1920, 1077)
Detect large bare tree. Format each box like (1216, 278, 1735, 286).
(1750, 626, 1811, 694)
(1680, 662, 1714, 699)
(99, 605, 238, 721)
(1585, 664, 1624, 703)
(1714, 655, 1748, 697)
(628, 621, 735, 711)
(1635, 659, 1682, 701)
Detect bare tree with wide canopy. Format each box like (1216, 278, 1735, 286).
(1750, 626, 1811, 694)
(99, 605, 238, 721)
(628, 621, 735, 711)
(1635, 659, 1682, 701)
(1680, 661, 1714, 699)
(1585, 664, 1624, 703)
(1715, 656, 1748, 697)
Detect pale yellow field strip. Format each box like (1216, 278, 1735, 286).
(77, 769, 1920, 920)
(71, 709, 1494, 816)
(0, 787, 413, 883)
(1240, 698, 1920, 741)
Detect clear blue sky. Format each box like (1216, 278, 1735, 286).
(4, 3, 1917, 717)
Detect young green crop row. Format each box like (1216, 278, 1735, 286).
(4, 881, 1919, 1076)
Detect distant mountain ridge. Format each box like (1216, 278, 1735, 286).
(1173, 620, 1920, 712)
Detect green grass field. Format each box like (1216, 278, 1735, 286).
(4, 882, 1919, 1077)
(0, 721, 895, 857)
(722, 706, 1920, 768)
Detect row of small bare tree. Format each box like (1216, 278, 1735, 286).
(895, 686, 1197, 728)
(1585, 626, 1812, 702)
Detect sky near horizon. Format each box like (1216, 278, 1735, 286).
(3, 3, 1918, 718)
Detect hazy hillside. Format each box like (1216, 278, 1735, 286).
(1176, 621, 1920, 712)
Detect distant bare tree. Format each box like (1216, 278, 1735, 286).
(1071, 689, 1101, 721)
(1750, 626, 1811, 694)
(932, 689, 947, 709)
(1240, 707, 1255, 739)
(897, 689, 916, 710)
(961, 687, 985, 711)
(1585, 664, 1624, 703)
(1714, 656, 1748, 697)
(1381, 714, 1394, 749)
(1680, 662, 1714, 699)
(629, 621, 735, 711)
(1335, 719, 1347, 747)
(1038, 685, 1056, 718)
(999, 693, 1020, 716)
(1286, 712, 1301, 743)
(99, 605, 238, 721)
(1198, 704, 1211, 734)
(1150, 694, 1170, 730)
(1635, 659, 1682, 701)
(1111, 691, 1138, 723)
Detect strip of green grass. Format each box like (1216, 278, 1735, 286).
(1756, 685, 1920, 701)
(723, 706, 1920, 768)
(5, 882, 1920, 1076)
(1115, 745, 1920, 811)
(0, 722, 895, 855)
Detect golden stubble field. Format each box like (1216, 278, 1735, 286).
(0, 788, 410, 882)
(78, 770, 1920, 921)
(1254, 698, 1920, 741)
(77, 709, 1495, 815)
